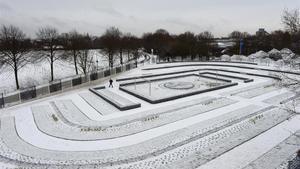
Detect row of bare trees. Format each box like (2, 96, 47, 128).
(96, 27, 141, 69)
(0, 26, 142, 90)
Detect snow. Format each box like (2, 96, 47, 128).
(121, 75, 229, 101)
(197, 116, 300, 169)
(268, 48, 281, 55)
(0, 50, 130, 93)
(220, 55, 231, 61)
(0, 59, 300, 168)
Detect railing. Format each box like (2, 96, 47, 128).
(288, 157, 300, 169)
(0, 93, 4, 108)
(0, 62, 137, 109)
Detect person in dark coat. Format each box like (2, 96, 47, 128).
(109, 78, 113, 88)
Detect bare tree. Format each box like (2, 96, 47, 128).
(36, 27, 60, 81)
(197, 31, 214, 60)
(122, 33, 141, 62)
(77, 34, 93, 75)
(282, 8, 300, 34)
(99, 27, 121, 69)
(0, 25, 32, 89)
(62, 30, 82, 75)
(229, 31, 250, 39)
(273, 70, 300, 115)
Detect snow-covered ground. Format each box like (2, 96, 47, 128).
(0, 58, 299, 169)
(0, 50, 139, 93)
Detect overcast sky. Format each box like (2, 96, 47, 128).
(0, 0, 299, 38)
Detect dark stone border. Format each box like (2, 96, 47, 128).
(117, 68, 279, 82)
(119, 74, 238, 104)
(119, 74, 232, 87)
(158, 60, 258, 65)
(202, 72, 254, 83)
(89, 86, 141, 111)
(143, 63, 300, 75)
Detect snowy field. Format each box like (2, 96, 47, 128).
(0, 55, 299, 169)
(0, 50, 136, 93)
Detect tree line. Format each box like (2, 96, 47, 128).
(0, 26, 142, 90)
(227, 9, 300, 55)
(0, 8, 299, 90)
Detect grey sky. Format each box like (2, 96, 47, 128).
(0, 0, 299, 37)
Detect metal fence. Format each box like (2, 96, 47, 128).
(289, 157, 300, 169)
(126, 64, 131, 70)
(116, 66, 122, 73)
(90, 72, 98, 81)
(0, 93, 4, 108)
(20, 86, 36, 101)
(104, 70, 111, 77)
(49, 80, 62, 93)
(72, 77, 82, 86)
(0, 63, 136, 108)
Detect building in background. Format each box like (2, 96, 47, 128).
(256, 28, 269, 36)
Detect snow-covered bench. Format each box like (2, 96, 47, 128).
(89, 87, 141, 111)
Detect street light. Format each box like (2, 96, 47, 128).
(96, 60, 99, 71)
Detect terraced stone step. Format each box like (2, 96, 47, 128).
(243, 130, 300, 169)
(79, 92, 119, 115)
(222, 81, 279, 98)
(0, 105, 289, 168)
(89, 87, 141, 111)
(33, 97, 237, 140)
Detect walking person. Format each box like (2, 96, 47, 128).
(109, 78, 113, 88)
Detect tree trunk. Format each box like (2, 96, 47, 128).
(14, 62, 19, 90)
(127, 50, 130, 62)
(50, 55, 54, 81)
(73, 50, 78, 75)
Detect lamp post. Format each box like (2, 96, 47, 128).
(96, 60, 99, 71)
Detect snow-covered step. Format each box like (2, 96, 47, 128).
(79, 92, 119, 115)
(0, 105, 284, 167)
(90, 87, 141, 111)
(222, 81, 279, 98)
(32, 97, 237, 140)
(263, 92, 295, 105)
(159, 108, 293, 169)
(243, 130, 300, 169)
(2, 105, 288, 168)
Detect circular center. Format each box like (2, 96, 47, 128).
(163, 81, 195, 90)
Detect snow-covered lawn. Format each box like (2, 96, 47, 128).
(0, 50, 132, 93)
